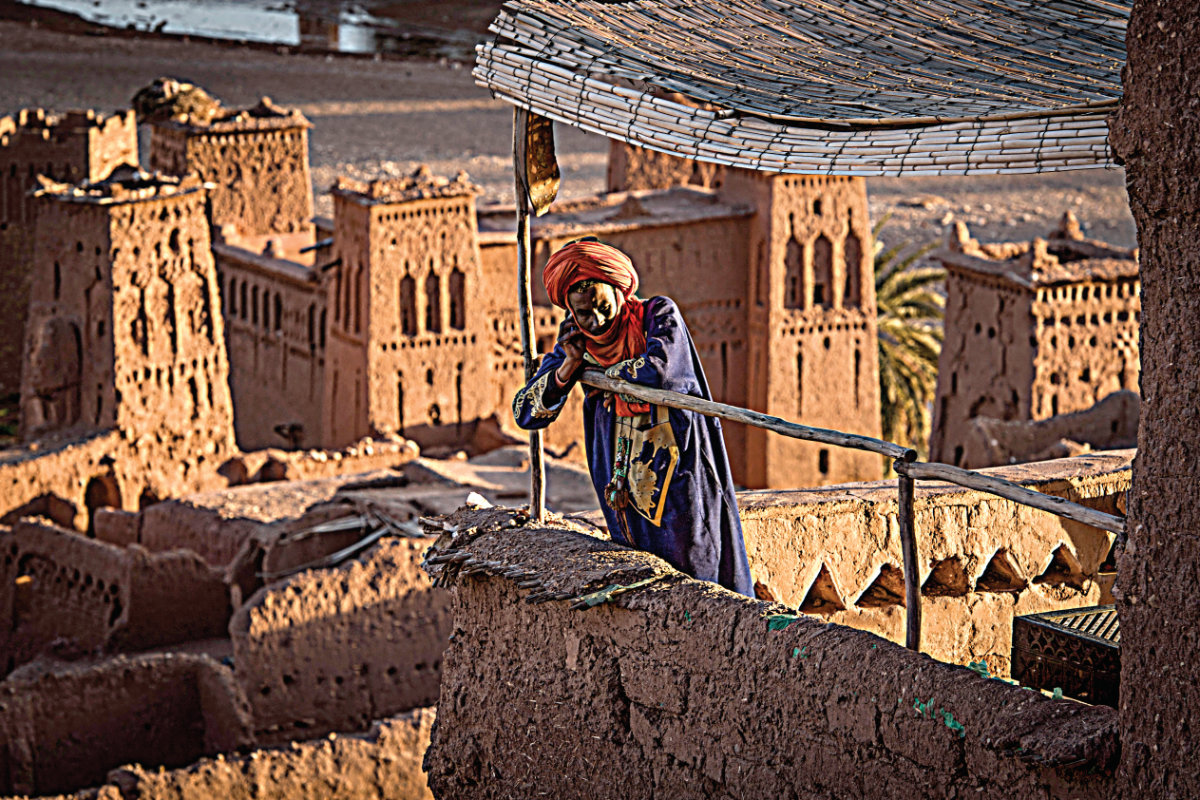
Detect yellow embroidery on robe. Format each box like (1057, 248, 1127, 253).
(512, 385, 527, 419)
(604, 356, 646, 381)
(626, 406, 679, 526)
(527, 371, 559, 418)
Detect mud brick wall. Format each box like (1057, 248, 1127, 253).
(106, 707, 435, 800)
(737, 451, 1130, 675)
(0, 653, 253, 797)
(230, 538, 451, 743)
(1109, 1, 1200, 796)
(117, 545, 230, 651)
(424, 511, 1117, 800)
(137, 467, 417, 567)
(213, 242, 327, 452)
(0, 520, 230, 674)
(0, 519, 129, 673)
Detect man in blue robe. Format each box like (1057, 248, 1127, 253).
(512, 239, 753, 596)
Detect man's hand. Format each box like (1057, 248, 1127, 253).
(555, 320, 586, 385)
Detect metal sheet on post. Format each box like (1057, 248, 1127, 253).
(513, 108, 559, 521)
(515, 108, 560, 216)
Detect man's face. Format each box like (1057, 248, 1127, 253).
(567, 282, 622, 336)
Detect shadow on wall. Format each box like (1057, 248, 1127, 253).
(84, 473, 122, 535)
(0, 652, 253, 797)
(0, 520, 231, 676)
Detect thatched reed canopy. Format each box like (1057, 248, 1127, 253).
(475, 0, 1129, 176)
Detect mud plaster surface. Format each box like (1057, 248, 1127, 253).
(424, 509, 1117, 800)
(0, 652, 252, 797)
(1108, 2, 1200, 797)
(231, 537, 450, 744)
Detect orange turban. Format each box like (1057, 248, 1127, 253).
(543, 240, 641, 308)
(542, 240, 649, 416)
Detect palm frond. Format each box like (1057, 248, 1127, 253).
(874, 225, 945, 455)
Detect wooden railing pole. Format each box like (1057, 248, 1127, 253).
(895, 460, 1124, 535)
(581, 368, 1124, 536)
(896, 466, 921, 652)
(580, 369, 916, 462)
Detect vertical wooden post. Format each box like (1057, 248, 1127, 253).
(896, 466, 920, 651)
(514, 109, 546, 521)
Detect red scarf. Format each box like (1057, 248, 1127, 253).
(543, 241, 650, 416)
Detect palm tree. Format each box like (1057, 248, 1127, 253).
(874, 219, 945, 456)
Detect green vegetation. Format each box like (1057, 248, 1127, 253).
(875, 220, 945, 456)
(0, 400, 16, 439)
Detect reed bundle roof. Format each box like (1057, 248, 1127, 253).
(474, 0, 1129, 176)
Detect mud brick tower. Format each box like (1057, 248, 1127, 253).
(720, 168, 883, 488)
(21, 169, 235, 465)
(324, 172, 485, 449)
(0, 109, 137, 397)
(929, 215, 1140, 468)
(149, 98, 314, 240)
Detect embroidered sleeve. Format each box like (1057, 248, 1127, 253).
(526, 371, 561, 419)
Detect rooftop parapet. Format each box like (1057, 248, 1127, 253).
(331, 166, 478, 206)
(133, 77, 310, 132)
(155, 97, 313, 134)
(33, 165, 203, 206)
(938, 211, 1139, 288)
(0, 107, 136, 145)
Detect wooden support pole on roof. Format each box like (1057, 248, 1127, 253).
(512, 107, 560, 522)
(513, 109, 545, 522)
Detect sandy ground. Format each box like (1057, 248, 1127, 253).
(0, 15, 1137, 252)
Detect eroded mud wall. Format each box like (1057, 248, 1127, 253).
(0, 653, 252, 797)
(0, 109, 136, 398)
(230, 538, 451, 743)
(0, 519, 128, 673)
(1109, 1, 1200, 795)
(108, 707, 435, 800)
(424, 511, 1117, 799)
(931, 267, 1035, 465)
(0, 520, 231, 674)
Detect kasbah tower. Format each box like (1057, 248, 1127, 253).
(323, 172, 481, 450)
(20, 169, 235, 513)
(0, 109, 139, 399)
(608, 143, 882, 488)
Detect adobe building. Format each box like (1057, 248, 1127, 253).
(140, 91, 880, 489)
(325, 171, 485, 450)
(724, 168, 881, 488)
(148, 97, 315, 242)
(929, 213, 1140, 468)
(0, 108, 138, 398)
(10, 167, 236, 521)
